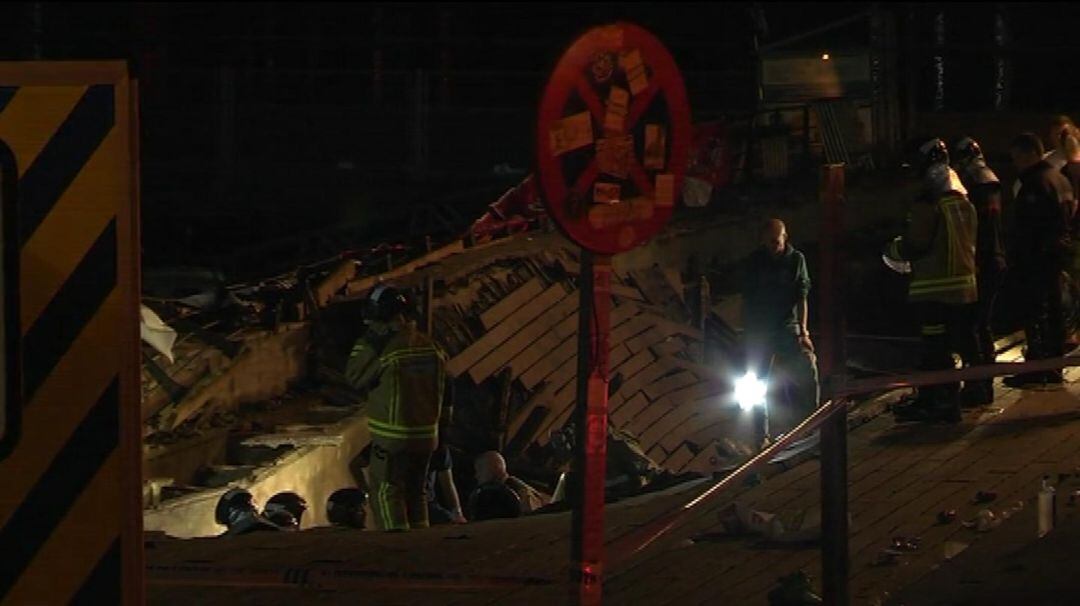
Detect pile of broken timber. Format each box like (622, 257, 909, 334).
(440, 247, 744, 476)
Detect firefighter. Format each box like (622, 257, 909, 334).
(345, 285, 448, 531)
(890, 138, 978, 423)
(1004, 133, 1073, 387)
(952, 137, 1007, 406)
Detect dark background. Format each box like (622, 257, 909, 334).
(0, 2, 1075, 276)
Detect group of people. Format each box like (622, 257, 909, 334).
(739, 116, 1080, 431)
(344, 285, 543, 532)
(889, 121, 1078, 423)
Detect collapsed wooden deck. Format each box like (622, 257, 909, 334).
(146, 367, 1080, 605)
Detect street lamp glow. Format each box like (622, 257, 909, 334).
(735, 373, 768, 411)
(822, 53, 830, 61)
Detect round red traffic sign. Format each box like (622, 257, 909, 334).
(536, 22, 692, 255)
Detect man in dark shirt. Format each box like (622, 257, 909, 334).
(953, 137, 1007, 406)
(1006, 132, 1072, 387)
(740, 219, 820, 437)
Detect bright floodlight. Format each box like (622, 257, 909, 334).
(735, 373, 767, 411)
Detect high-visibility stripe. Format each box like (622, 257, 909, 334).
(368, 419, 438, 440)
(910, 280, 976, 296)
(921, 325, 946, 335)
(368, 419, 438, 433)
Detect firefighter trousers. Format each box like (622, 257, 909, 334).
(971, 268, 1004, 396)
(368, 438, 433, 531)
(916, 302, 977, 405)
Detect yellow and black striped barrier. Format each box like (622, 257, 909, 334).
(0, 62, 141, 605)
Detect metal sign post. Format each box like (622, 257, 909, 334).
(535, 22, 691, 604)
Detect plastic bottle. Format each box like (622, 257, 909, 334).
(1038, 475, 1056, 538)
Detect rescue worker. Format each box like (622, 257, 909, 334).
(952, 137, 1007, 406)
(345, 285, 447, 531)
(263, 491, 308, 530)
(739, 219, 820, 440)
(889, 138, 978, 423)
(327, 487, 369, 529)
(1004, 133, 1073, 387)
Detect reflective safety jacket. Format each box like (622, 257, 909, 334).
(890, 192, 978, 305)
(345, 321, 447, 448)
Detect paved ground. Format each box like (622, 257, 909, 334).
(146, 367, 1080, 605)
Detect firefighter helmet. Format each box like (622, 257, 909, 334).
(265, 491, 308, 529)
(916, 138, 950, 175)
(327, 487, 369, 529)
(366, 284, 412, 323)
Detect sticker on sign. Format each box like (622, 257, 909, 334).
(549, 111, 594, 156)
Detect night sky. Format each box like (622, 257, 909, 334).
(0, 3, 1077, 274)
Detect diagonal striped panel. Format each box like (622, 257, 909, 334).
(0, 377, 119, 602)
(0, 87, 15, 112)
(0, 289, 121, 529)
(70, 539, 121, 605)
(21, 219, 117, 402)
(0, 85, 87, 179)
(20, 125, 123, 330)
(15, 84, 115, 244)
(0, 63, 139, 606)
(3, 452, 121, 604)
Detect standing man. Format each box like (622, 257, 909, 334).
(1005, 133, 1073, 387)
(740, 219, 820, 440)
(346, 285, 448, 531)
(953, 137, 1007, 406)
(890, 139, 978, 423)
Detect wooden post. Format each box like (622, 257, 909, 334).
(818, 164, 849, 606)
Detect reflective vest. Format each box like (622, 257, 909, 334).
(904, 192, 978, 304)
(346, 322, 446, 447)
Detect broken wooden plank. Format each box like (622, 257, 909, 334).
(625, 400, 672, 439)
(611, 283, 647, 303)
(643, 371, 698, 402)
(447, 283, 566, 376)
(680, 441, 727, 475)
(649, 336, 688, 359)
(609, 315, 655, 348)
(469, 291, 577, 383)
(344, 239, 466, 297)
(639, 403, 709, 452)
(660, 442, 694, 471)
(614, 357, 680, 404)
(650, 316, 704, 341)
(611, 392, 649, 429)
(479, 279, 544, 330)
(520, 332, 577, 390)
(505, 381, 555, 442)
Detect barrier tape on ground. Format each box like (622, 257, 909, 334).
(0, 62, 141, 605)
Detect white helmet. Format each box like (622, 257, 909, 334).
(925, 164, 967, 197)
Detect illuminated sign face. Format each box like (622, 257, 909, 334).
(0, 142, 16, 459)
